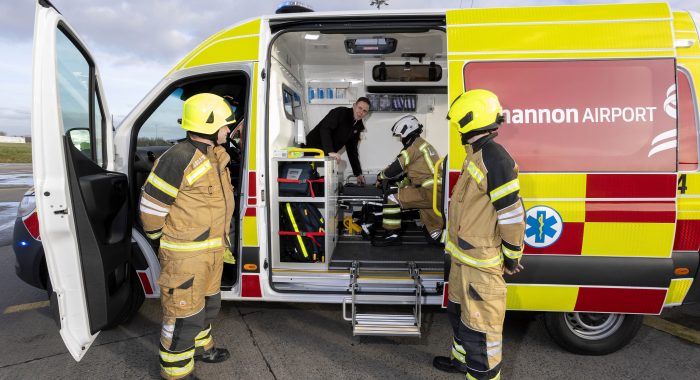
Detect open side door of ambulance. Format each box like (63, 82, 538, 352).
(32, 0, 137, 360)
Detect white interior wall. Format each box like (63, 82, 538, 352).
(304, 64, 449, 180)
(268, 55, 305, 150)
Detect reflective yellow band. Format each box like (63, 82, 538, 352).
(286, 203, 308, 258)
(159, 348, 195, 362)
(146, 231, 162, 239)
(147, 172, 179, 198)
(501, 245, 522, 259)
(420, 144, 435, 174)
(468, 372, 500, 380)
(383, 207, 401, 214)
(195, 325, 211, 339)
(160, 238, 223, 251)
(451, 347, 466, 363)
(401, 150, 410, 166)
(490, 179, 520, 203)
(467, 161, 484, 184)
(195, 336, 212, 348)
(453, 338, 466, 354)
(383, 219, 402, 226)
(186, 159, 212, 185)
(446, 241, 503, 268)
(161, 359, 194, 377)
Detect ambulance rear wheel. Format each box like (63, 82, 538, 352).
(543, 312, 643, 355)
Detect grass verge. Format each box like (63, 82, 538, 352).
(0, 143, 31, 163)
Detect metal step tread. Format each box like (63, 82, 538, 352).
(353, 324, 421, 336)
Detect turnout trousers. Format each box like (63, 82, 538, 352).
(381, 186, 443, 237)
(157, 247, 224, 379)
(447, 258, 506, 380)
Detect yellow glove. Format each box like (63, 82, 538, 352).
(223, 248, 236, 264)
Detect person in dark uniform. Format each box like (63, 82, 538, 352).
(305, 97, 371, 184)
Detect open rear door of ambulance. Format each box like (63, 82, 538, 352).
(32, 0, 136, 360)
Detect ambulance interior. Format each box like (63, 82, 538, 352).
(267, 28, 449, 288)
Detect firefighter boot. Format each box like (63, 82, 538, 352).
(371, 230, 402, 247)
(194, 347, 230, 363)
(432, 356, 466, 374)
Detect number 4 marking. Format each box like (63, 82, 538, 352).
(678, 174, 688, 194)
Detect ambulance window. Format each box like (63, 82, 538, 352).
(282, 86, 299, 121)
(138, 88, 186, 146)
(56, 28, 105, 166)
(678, 69, 699, 171)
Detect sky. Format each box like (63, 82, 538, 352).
(1, 0, 698, 137)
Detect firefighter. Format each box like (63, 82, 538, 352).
(139, 93, 236, 379)
(372, 114, 444, 246)
(432, 90, 525, 379)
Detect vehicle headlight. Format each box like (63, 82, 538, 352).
(17, 192, 36, 218)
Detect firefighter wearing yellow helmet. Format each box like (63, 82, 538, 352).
(140, 93, 236, 379)
(433, 89, 525, 380)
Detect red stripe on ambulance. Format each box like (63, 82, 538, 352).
(585, 174, 676, 199)
(673, 219, 700, 251)
(574, 287, 666, 314)
(585, 201, 675, 223)
(523, 222, 583, 255)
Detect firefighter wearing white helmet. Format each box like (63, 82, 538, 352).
(372, 114, 444, 246)
(433, 89, 525, 379)
(140, 93, 236, 379)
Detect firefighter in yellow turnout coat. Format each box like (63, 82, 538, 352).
(433, 90, 525, 380)
(373, 115, 444, 246)
(140, 93, 235, 379)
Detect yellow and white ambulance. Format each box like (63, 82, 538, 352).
(31, 0, 700, 360)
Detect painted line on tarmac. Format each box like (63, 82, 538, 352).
(644, 316, 700, 345)
(3, 300, 49, 314)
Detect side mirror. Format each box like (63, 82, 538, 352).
(67, 128, 91, 153)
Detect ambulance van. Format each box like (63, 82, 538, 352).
(31, 0, 700, 360)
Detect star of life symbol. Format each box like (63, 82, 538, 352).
(524, 206, 563, 248)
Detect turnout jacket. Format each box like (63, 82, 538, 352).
(380, 136, 441, 188)
(305, 106, 364, 176)
(446, 133, 525, 274)
(139, 139, 234, 254)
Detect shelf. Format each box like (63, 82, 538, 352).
(308, 99, 353, 105)
(279, 196, 326, 202)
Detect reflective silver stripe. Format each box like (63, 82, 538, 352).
(419, 144, 435, 174)
(490, 179, 520, 203)
(499, 216, 524, 225)
(161, 323, 174, 339)
(147, 172, 178, 198)
(453, 339, 466, 354)
(497, 205, 524, 220)
(446, 241, 503, 268)
(451, 347, 466, 363)
(141, 205, 168, 217)
(487, 347, 502, 357)
(421, 178, 443, 188)
(501, 245, 522, 259)
(160, 238, 223, 251)
(186, 159, 212, 185)
(487, 341, 501, 347)
(467, 161, 484, 184)
(140, 196, 169, 212)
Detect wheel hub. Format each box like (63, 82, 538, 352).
(564, 312, 625, 340)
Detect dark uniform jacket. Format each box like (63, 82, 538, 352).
(139, 139, 234, 256)
(306, 106, 364, 175)
(446, 133, 525, 274)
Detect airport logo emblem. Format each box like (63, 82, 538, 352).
(524, 206, 562, 248)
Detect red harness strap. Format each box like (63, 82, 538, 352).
(277, 178, 325, 198)
(278, 231, 325, 247)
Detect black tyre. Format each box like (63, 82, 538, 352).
(543, 312, 643, 355)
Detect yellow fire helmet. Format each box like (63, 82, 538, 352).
(446, 89, 504, 135)
(181, 93, 236, 135)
